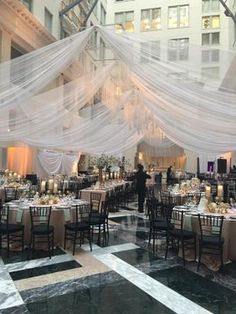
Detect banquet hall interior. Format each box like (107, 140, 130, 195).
(1, 0, 236, 313)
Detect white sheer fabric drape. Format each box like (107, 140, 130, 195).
(0, 26, 236, 155)
(98, 26, 236, 153)
(37, 150, 80, 177)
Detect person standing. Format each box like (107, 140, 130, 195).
(135, 164, 151, 213)
(166, 166, 173, 185)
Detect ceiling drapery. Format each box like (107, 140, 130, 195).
(0, 26, 235, 155)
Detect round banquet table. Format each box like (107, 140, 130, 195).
(7, 199, 88, 247)
(174, 206, 236, 264)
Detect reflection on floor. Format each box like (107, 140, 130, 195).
(1, 206, 236, 314)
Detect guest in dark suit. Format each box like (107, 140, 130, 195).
(135, 164, 151, 213)
(166, 166, 173, 185)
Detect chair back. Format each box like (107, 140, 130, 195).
(198, 214, 224, 241)
(100, 201, 109, 217)
(146, 185, 154, 199)
(75, 204, 91, 224)
(0, 202, 8, 225)
(171, 209, 185, 231)
(29, 206, 52, 228)
(4, 187, 17, 202)
(161, 191, 170, 206)
(90, 192, 102, 211)
(147, 197, 161, 218)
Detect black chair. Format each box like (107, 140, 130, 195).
(197, 214, 224, 271)
(89, 201, 109, 246)
(0, 202, 24, 257)
(64, 204, 92, 255)
(160, 191, 171, 206)
(4, 187, 17, 202)
(165, 209, 196, 265)
(29, 206, 54, 258)
(90, 192, 102, 211)
(148, 201, 172, 254)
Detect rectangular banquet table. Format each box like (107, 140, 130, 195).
(80, 181, 130, 206)
(6, 199, 88, 247)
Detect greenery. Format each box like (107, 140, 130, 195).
(89, 154, 119, 169)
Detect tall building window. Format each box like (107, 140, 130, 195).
(168, 5, 189, 28)
(140, 8, 161, 32)
(202, 32, 220, 45)
(115, 11, 134, 32)
(140, 41, 160, 63)
(202, 49, 219, 62)
(44, 8, 53, 33)
(202, 0, 220, 12)
(101, 4, 106, 25)
(168, 38, 189, 61)
(21, 0, 32, 12)
(202, 15, 220, 29)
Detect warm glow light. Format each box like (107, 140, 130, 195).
(7, 146, 33, 176)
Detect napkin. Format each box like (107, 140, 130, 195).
(16, 209, 23, 223)
(183, 215, 192, 231)
(64, 208, 71, 222)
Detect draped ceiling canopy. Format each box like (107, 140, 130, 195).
(0, 25, 236, 156)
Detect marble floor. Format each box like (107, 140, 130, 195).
(1, 203, 236, 314)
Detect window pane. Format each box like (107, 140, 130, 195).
(115, 13, 123, 24)
(22, 0, 32, 11)
(202, 16, 210, 29)
(212, 0, 220, 11)
(211, 49, 219, 61)
(168, 7, 178, 28)
(151, 9, 161, 30)
(202, 50, 210, 63)
(202, 33, 210, 45)
(179, 5, 189, 27)
(125, 11, 134, 21)
(212, 15, 220, 28)
(124, 21, 134, 32)
(45, 8, 53, 32)
(202, 0, 210, 12)
(151, 41, 160, 60)
(140, 9, 151, 31)
(168, 38, 189, 61)
(211, 32, 220, 44)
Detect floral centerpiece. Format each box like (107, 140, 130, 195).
(207, 202, 229, 214)
(190, 177, 200, 188)
(89, 154, 119, 184)
(35, 194, 61, 205)
(89, 154, 119, 170)
(180, 180, 191, 193)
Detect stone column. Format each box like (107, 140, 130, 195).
(0, 28, 12, 169)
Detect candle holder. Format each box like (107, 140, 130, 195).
(217, 183, 224, 202)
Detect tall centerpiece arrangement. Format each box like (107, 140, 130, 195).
(89, 154, 119, 184)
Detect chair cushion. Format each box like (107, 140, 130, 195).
(152, 221, 170, 230)
(198, 235, 224, 245)
(32, 225, 54, 235)
(89, 216, 105, 225)
(170, 228, 195, 239)
(65, 222, 89, 231)
(0, 223, 24, 233)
